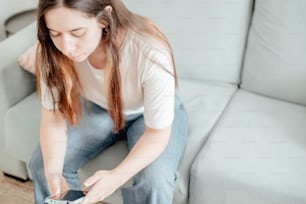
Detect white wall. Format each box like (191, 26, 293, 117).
(0, 0, 38, 41)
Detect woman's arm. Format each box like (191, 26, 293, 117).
(40, 107, 69, 195)
(114, 126, 171, 178)
(81, 126, 171, 204)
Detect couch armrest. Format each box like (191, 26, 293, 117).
(0, 22, 37, 106)
(0, 22, 37, 179)
(1, 62, 36, 107)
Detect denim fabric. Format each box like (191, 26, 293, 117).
(29, 96, 188, 204)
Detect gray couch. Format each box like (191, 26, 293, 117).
(1, 0, 306, 203)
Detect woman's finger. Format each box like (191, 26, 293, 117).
(83, 170, 106, 188)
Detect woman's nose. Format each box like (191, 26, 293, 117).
(61, 35, 76, 57)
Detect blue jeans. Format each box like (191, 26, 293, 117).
(29, 96, 188, 204)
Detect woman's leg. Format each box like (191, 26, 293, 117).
(29, 100, 117, 204)
(122, 96, 188, 204)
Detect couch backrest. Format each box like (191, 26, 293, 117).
(0, 22, 37, 68)
(123, 0, 253, 84)
(4, 1, 255, 85)
(0, 22, 37, 108)
(241, 0, 306, 106)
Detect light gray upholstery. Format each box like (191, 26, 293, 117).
(190, 90, 306, 203)
(0, 23, 37, 179)
(1, 0, 306, 204)
(241, 0, 306, 105)
(5, 92, 39, 163)
(124, 0, 253, 83)
(188, 0, 306, 203)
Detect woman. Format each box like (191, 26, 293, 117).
(28, 0, 188, 203)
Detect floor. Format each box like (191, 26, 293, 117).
(0, 171, 111, 203)
(0, 171, 34, 203)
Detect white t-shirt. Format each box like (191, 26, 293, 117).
(41, 29, 175, 129)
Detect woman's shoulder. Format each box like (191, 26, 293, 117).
(125, 29, 170, 60)
(129, 29, 167, 51)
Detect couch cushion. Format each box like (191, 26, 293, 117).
(190, 90, 306, 204)
(5, 92, 40, 162)
(124, 0, 253, 84)
(78, 140, 128, 204)
(241, 0, 306, 105)
(0, 22, 37, 69)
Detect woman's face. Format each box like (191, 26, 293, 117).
(45, 6, 103, 62)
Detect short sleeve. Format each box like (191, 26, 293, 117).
(18, 42, 37, 75)
(142, 50, 175, 129)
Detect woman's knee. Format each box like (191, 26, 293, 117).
(136, 165, 177, 192)
(121, 167, 176, 203)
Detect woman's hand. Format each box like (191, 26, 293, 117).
(45, 174, 70, 197)
(80, 127, 171, 204)
(80, 170, 125, 204)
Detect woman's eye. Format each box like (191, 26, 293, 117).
(49, 31, 60, 37)
(71, 30, 86, 38)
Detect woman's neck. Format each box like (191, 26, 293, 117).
(88, 45, 105, 69)
(88, 27, 127, 70)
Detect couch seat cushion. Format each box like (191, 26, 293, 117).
(190, 90, 306, 204)
(5, 92, 40, 162)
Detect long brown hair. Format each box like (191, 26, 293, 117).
(36, 0, 177, 132)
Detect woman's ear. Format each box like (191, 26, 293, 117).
(98, 6, 113, 28)
(99, 23, 106, 29)
(104, 5, 113, 13)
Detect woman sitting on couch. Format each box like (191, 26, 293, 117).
(19, 0, 188, 204)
